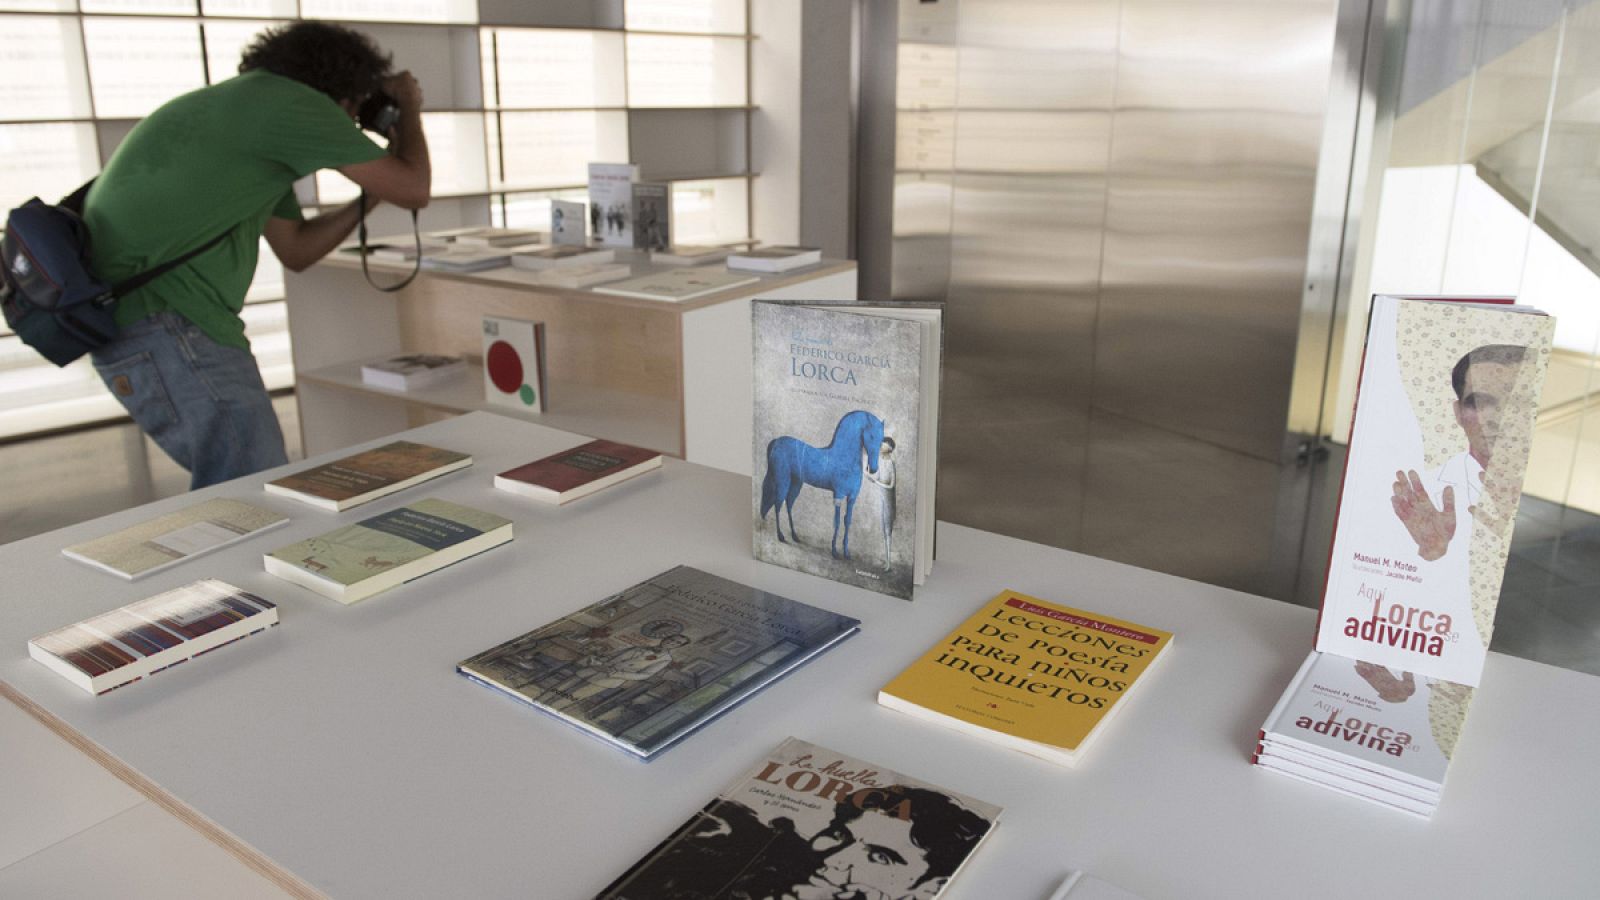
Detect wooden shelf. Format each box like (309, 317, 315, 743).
(297, 361, 681, 457)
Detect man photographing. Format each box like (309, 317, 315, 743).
(83, 22, 431, 489)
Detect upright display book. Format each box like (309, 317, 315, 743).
(265, 441, 472, 512)
(264, 498, 512, 605)
(1256, 650, 1473, 818)
(29, 579, 277, 695)
(592, 268, 759, 302)
(551, 199, 586, 246)
(631, 182, 671, 251)
(596, 736, 1000, 899)
(62, 498, 288, 580)
(482, 315, 548, 413)
(651, 244, 732, 266)
(1314, 295, 1553, 687)
(879, 590, 1174, 766)
(752, 299, 944, 600)
(509, 245, 617, 270)
(456, 566, 859, 760)
(728, 245, 822, 272)
(359, 353, 467, 391)
(494, 438, 663, 505)
(588, 162, 638, 248)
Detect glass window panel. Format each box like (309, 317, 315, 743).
(203, 20, 285, 84)
(0, 1, 75, 11)
(201, 0, 296, 16)
(318, 112, 486, 203)
(483, 28, 625, 108)
(625, 34, 745, 107)
(0, 16, 93, 121)
(0, 123, 99, 211)
(298, 0, 476, 25)
(490, 110, 628, 191)
(246, 236, 285, 303)
(83, 18, 205, 119)
(80, 0, 195, 13)
(670, 177, 746, 245)
(625, 0, 745, 34)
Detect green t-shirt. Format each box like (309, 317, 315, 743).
(85, 70, 386, 349)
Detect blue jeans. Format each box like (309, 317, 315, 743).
(92, 311, 288, 489)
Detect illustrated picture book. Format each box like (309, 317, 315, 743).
(588, 162, 638, 248)
(596, 736, 1001, 899)
(879, 589, 1173, 766)
(1255, 650, 1472, 818)
(752, 298, 943, 600)
(551, 198, 586, 246)
(265, 498, 512, 604)
(62, 497, 288, 580)
(630, 182, 671, 251)
(29, 579, 277, 695)
(1315, 295, 1553, 687)
(265, 441, 472, 512)
(482, 314, 548, 413)
(494, 438, 663, 505)
(457, 566, 859, 760)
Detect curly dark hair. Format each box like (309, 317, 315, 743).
(237, 22, 392, 104)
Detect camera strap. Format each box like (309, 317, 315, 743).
(356, 189, 421, 293)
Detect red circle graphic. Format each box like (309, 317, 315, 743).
(486, 340, 524, 394)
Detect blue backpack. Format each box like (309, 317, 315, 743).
(0, 181, 229, 366)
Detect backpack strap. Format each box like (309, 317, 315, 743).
(57, 178, 237, 303)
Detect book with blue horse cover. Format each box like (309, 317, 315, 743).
(752, 299, 943, 600)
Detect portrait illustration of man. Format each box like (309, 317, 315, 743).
(1390, 343, 1531, 561)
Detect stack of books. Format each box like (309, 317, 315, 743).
(727, 245, 820, 272)
(1254, 294, 1555, 817)
(1256, 651, 1468, 818)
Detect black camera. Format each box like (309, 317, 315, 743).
(357, 90, 401, 135)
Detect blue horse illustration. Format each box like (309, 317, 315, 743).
(760, 410, 886, 560)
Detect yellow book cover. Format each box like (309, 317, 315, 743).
(879, 590, 1174, 766)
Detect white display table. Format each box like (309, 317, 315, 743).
(2, 413, 1597, 900)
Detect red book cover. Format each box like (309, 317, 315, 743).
(496, 439, 662, 498)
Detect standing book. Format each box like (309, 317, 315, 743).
(596, 736, 1000, 899)
(29, 579, 277, 695)
(879, 590, 1173, 766)
(264, 498, 512, 604)
(588, 162, 638, 248)
(551, 199, 587, 246)
(1314, 295, 1553, 687)
(752, 299, 943, 600)
(494, 438, 662, 505)
(592, 268, 759, 302)
(62, 497, 288, 580)
(265, 441, 472, 512)
(482, 314, 549, 413)
(631, 182, 671, 251)
(457, 566, 859, 760)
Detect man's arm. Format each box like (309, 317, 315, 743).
(262, 194, 379, 273)
(338, 71, 431, 210)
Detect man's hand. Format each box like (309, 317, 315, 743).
(382, 70, 423, 116)
(1391, 469, 1454, 561)
(1354, 660, 1416, 703)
